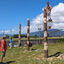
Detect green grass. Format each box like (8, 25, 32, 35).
(0, 42, 64, 64)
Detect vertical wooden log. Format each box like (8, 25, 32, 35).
(43, 8, 48, 58)
(18, 24, 21, 47)
(27, 18, 30, 51)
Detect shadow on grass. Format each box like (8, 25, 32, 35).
(5, 61, 15, 64)
(48, 52, 62, 57)
(0, 61, 15, 64)
(31, 48, 36, 51)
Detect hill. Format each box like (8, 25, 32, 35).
(30, 29, 64, 37)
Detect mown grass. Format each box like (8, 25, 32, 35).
(0, 42, 64, 64)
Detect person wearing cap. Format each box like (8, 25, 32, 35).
(45, 2, 52, 21)
(0, 36, 7, 63)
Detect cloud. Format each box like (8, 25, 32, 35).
(51, 3, 64, 23)
(0, 27, 18, 34)
(22, 26, 27, 34)
(51, 3, 64, 29)
(22, 3, 64, 34)
(31, 13, 43, 25)
(0, 30, 10, 34)
(0, 3, 63, 34)
(31, 3, 64, 31)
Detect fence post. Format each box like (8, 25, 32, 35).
(18, 24, 21, 47)
(27, 18, 30, 51)
(43, 8, 48, 58)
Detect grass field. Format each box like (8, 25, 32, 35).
(0, 41, 64, 64)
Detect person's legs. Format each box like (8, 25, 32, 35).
(10, 43, 11, 48)
(0, 57, 3, 63)
(10, 43, 12, 48)
(0, 51, 5, 62)
(9, 43, 11, 48)
(11, 43, 12, 48)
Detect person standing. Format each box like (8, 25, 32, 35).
(9, 38, 13, 48)
(0, 36, 7, 63)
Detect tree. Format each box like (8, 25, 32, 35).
(12, 34, 18, 38)
(6, 35, 9, 38)
(21, 34, 27, 38)
(34, 34, 38, 38)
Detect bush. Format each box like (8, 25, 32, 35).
(58, 38, 64, 42)
(12, 34, 27, 38)
(6, 35, 9, 38)
(12, 34, 18, 38)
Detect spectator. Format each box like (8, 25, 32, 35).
(9, 38, 13, 48)
(0, 36, 7, 63)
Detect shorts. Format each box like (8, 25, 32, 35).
(1, 51, 6, 58)
(29, 43, 32, 47)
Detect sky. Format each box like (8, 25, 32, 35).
(0, 0, 64, 34)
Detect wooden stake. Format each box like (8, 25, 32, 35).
(18, 24, 21, 47)
(43, 8, 48, 58)
(27, 18, 30, 51)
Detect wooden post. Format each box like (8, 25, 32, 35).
(18, 24, 21, 47)
(43, 8, 48, 58)
(27, 18, 30, 51)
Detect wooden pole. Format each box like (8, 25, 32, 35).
(27, 18, 30, 51)
(18, 24, 21, 47)
(43, 8, 48, 58)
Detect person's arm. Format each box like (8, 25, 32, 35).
(2, 44, 5, 51)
